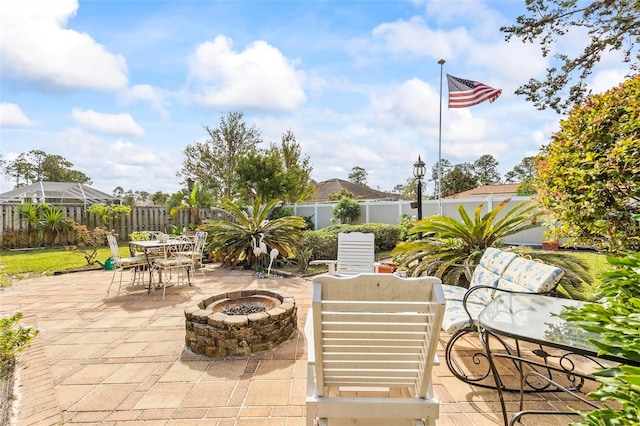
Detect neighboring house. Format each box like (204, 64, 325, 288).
(308, 178, 405, 203)
(0, 181, 119, 205)
(445, 184, 521, 199)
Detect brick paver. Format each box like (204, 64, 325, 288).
(1, 265, 597, 425)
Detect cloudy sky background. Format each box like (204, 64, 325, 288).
(0, 0, 628, 197)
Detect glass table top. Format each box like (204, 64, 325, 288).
(478, 293, 601, 354)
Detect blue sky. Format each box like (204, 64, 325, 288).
(0, 0, 628, 196)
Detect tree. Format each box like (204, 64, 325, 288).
(505, 156, 538, 196)
(279, 130, 315, 203)
(178, 111, 262, 199)
(3, 150, 90, 186)
(440, 163, 478, 197)
(348, 166, 368, 186)
(472, 155, 500, 185)
(535, 76, 640, 251)
(332, 197, 360, 224)
(502, 0, 640, 113)
(150, 191, 169, 206)
(235, 149, 288, 203)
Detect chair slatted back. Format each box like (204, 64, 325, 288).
(311, 273, 445, 398)
(336, 232, 375, 275)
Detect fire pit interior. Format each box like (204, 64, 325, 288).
(184, 289, 297, 358)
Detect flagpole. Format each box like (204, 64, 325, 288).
(437, 59, 445, 216)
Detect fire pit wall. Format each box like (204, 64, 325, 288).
(184, 289, 297, 358)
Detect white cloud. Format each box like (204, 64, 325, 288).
(119, 84, 171, 118)
(371, 78, 441, 128)
(0, 103, 34, 127)
(0, 0, 128, 91)
(72, 109, 145, 137)
(186, 35, 306, 111)
(370, 16, 469, 59)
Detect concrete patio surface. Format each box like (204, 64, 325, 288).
(0, 264, 597, 425)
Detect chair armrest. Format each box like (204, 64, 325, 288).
(309, 260, 337, 274)
(304, 309, 315, 365)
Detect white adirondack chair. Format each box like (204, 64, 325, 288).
(305, 273, 446, 426)
(310, 232, 378, 275)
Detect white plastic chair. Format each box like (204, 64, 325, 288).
(310, 232, 379, 275)
(306, 273, 445, 426)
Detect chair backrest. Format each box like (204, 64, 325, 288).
(311, 273, 445, 398)
(192, 231, 208, 258)
(106, 235, 121, 262)
(335, 232, 375, 275)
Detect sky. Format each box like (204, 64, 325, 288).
(0, 0, 629, 197)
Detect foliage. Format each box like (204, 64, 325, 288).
(70, 223, 108, 265)
(2, 149, 91, 186)
(166, 181, 213, 225)
(87, 203, 132, 228)
(505, 156, 538, 195)
(295, 247, 314, 274)
(179, 111, 262, 199)
(561, 252, 640, 425)
(332, 197, 360, 224)
(392, 200, 542, 282)
(327, 188, 354, 202)
(0, 313, 38, 373)
(502, 0, 640, 113)
(398, 213, 418, 242)
(472, 154, 501, 185)
(295, 223, 402, 260)
(277, 130, 315, 203)
(39, 204, 70, 245)
(348, 166, 368, 186)
(16, 202, 43, 247)
(235, 149, 290, 203)
(535, 76, 640, 251)
(201, 196, 306, 268)
(441, 163, 478, 197)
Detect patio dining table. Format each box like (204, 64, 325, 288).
(129, 238, 193, 290)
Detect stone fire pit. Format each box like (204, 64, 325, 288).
(184, 289, 297, 358)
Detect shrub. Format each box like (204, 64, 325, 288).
(1, 313, 38, 375)
(561, 251, 640, 425)
(295, 223, 402, 260)
(332, 197, 360, 224)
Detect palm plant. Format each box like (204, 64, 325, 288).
(202, 196, 306, 268)
(39, 204, 69, 246)
(393, 199, 542, 284)
(16, 203, 43, 247)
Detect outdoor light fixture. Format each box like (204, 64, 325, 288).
(413, 155, 426, 239)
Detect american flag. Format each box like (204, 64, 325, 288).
(446, 74, 502, 108)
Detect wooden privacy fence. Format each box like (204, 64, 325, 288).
(0, 205, 205, 249)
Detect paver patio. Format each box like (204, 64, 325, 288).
(0, 264, 597, 425)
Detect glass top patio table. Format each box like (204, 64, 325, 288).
(478, 292, 639, 426)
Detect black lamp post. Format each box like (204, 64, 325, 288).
(413, 155, 426, 239)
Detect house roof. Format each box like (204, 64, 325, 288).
(445, 184, 521, 199)
(0, 181, 119, 205)
(308, 178, 404, 203)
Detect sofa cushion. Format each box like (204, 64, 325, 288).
(498, 257, 565, 293)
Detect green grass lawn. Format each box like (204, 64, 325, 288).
(0, 246, 127, 281)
